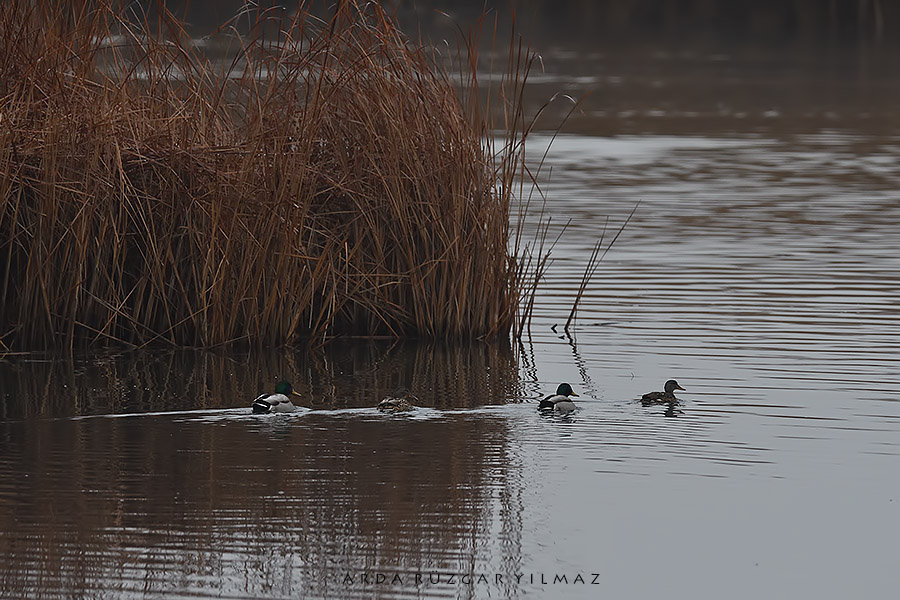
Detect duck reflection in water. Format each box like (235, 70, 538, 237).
(663, 400, 683, 418)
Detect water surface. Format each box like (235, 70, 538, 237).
(3, 39, 900, 600)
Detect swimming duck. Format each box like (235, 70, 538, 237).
(538, 383, 579, 414)
(641, 379, 685, 405)
(252, 381, 302, 414)
(377, 387, 419, 413)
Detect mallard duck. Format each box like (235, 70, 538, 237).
(252, 381, 301, 414)
(377, 387, 419, 413)
(641, 379, 685, 404)
(538, 383, 579, 414)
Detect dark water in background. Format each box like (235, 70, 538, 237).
(3, 20, 900, 600)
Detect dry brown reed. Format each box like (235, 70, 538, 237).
(0, 1, 546, 349)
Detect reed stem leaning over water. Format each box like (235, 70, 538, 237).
(0, 1, 593, 350)
(564, 201, 639, 333)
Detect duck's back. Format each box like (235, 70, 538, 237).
(539, 394, 576, 413)
(538, 393, 564, 410)
(538, 394, 558, 410)
(252, 392, 294, 413)
(554, 399, 576, 414)
(377, 397, 396, 411)
(377, 397, 413, 412)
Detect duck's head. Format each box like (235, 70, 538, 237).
(664, 379, 685, 394)
(556, 383, 579, 397)
(391, 387, 418, 401)
(275, 380, 302, 397)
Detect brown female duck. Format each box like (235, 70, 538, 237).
(641, 379, 685, 405)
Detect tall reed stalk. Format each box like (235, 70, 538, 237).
(0, 1, 547, 349)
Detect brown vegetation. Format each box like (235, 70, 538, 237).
(0, 1, 545, 349)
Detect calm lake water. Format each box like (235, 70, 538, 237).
(3, 40, 900, 599)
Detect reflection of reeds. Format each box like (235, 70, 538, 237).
(0, 408, 522, 597)
(307, 339, 521, 409)
(0, 341, 520, 419)
(0, 346, 526, 596)
(0, 1, 545, 349)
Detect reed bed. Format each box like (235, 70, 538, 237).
(0, 1, 545, 349)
